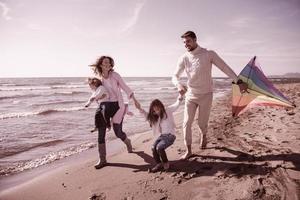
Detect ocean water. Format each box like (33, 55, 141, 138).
(0, 77, 232, 176)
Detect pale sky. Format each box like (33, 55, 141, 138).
(1, 0, 300, 77)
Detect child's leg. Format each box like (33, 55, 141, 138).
(152, 137, 163, 164)
(156, 134, 176, 167)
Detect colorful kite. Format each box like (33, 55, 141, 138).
(232, 56, 294, 117)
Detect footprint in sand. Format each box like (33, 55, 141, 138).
(90, 192, 106, 200)
(142, 138, 151, 143)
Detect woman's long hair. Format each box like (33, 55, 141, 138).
(89, 56, 114, 76)
(147, 99, 167, 127)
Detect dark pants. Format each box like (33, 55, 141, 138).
(95, 102, 119, 128)
(152, 134, 176, 163)
(98, 121, 127, 144)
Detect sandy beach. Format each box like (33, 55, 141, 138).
(0, 82, 299, 200)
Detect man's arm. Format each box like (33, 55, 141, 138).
(210, 50, 238, 83)
(172, 55, 187, 94)
(211, 50, 248, 93)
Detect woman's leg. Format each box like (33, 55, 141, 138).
(95, 118, 107, 169)
(112, 121, 132, 153)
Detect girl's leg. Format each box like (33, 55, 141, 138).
(112, 121, 132, 153)
(156, 134, 176, 169)
(152, 137, 162, 164)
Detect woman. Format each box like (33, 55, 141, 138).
(90, 55, 135, 169)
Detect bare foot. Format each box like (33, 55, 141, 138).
(200, 134, 207, 149)
(180, 151, 192, 160)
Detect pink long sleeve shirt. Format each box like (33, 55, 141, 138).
(101, 71, 133, 124)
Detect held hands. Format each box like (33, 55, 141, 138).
(178, 95, 184, 101)
(133, 98, 142, 111)
(131, 94, 141, 110)
(178, 84, 187, 96)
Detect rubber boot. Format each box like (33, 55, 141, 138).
(94, 143, 107, 169)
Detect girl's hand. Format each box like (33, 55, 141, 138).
(178, 94, 184, 101)
(178, 84, 187, 96)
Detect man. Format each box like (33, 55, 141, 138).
(172, 31, 247, 159)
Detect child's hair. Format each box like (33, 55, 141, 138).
(87, 77, 102, 88)
(147, 99, 167, 127)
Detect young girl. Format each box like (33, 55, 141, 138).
(134, 95, 183, 172)
(85, 77, 111, 132)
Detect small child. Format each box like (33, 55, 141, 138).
(134, 95, 183, 172)
(85, 77, 111, 132)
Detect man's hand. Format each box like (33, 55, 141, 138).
(236, 79, 248, 93)
(178, 84, 187, 96)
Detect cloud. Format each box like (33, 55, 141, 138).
(120, 0, 146, 33)
(27, 23, 42, 31)
(0, 1, 12, 20)
(228, 17, 252, 28)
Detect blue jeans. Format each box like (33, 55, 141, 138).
(152, 133, 176, 163)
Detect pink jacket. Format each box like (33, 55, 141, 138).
(101, 71, 133, 124)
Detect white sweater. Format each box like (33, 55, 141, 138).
(141, 99, 182, 139)
(172, 46, 238, 95)
(85, 85, 109, 107)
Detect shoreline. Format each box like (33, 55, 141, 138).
(0, 82, 299, 200)
(0, 130, 149, 192)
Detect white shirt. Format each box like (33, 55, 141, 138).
(85, 85, 109, 107)
(141, 99, 182, 139)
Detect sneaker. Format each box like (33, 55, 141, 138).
(150, 163, 163, 173)
(163, 162, 170, 170)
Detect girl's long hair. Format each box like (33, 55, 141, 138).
(89, 56, 114, 76)
(87, 77, 102, 87)
(147, 99, 167, 127)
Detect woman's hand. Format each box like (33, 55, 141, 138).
(178, 84, 187, 96)
(133, 99, 142, 110)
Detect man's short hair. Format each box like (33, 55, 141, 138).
(181, 31, 197, 39)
